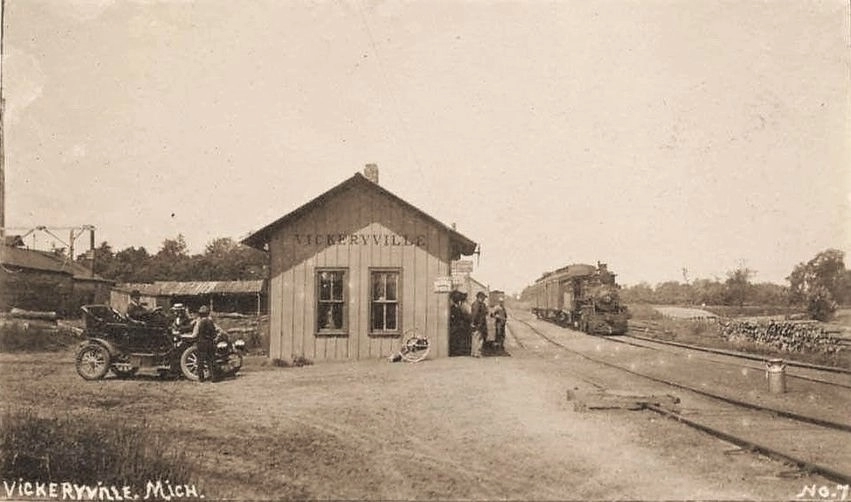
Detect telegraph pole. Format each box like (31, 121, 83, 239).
(1, 0, 6, 242)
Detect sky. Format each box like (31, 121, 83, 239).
(2, 0, 850, 294)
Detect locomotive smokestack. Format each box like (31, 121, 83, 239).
(364, 164, 379, 184)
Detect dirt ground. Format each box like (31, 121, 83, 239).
(1, 340, 834, 501)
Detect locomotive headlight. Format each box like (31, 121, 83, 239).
(216, 341, 229, 350)
(234, 339, 246, 350)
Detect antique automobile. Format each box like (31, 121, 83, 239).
(75, 304, 245, 381)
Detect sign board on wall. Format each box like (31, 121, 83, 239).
(433, 277, 453, 293)
(450, 275, 466, 286)
(451, 260, 474, 274)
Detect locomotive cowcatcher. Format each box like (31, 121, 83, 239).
(527, 262, 629, 335)
(75, 304, 244, 381)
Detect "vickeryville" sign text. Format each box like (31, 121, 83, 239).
(293, 233, 427, 247)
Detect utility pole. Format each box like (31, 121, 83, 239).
(0, 0, 6, 242)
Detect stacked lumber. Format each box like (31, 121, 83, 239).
(718, 319, 842, 354)
(9, 308, 58, 321)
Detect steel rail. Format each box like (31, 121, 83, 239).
(513, 315, 851, 484)
(645, 404, 851, 485)
(604, 334, 851, 390)
(626, 324, 851, 375)
(513, 317, 851, 434)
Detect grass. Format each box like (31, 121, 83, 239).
(0, 408, 194, 488)
(625, 304, 665, 321)
(0, 322, 80, 353)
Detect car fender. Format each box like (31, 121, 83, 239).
(80, 338, 120, 358)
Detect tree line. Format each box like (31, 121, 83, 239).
(78, 235, 267, 283)
(619, 249, 850, 321)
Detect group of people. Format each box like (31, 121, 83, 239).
(126, 290, 220, 382)
(450, 290, 509, 358)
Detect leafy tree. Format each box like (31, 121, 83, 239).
(723, 268, 754, 307)
(111, 246, 153, 282)
(690, 278, 725, 306)
(788, 249, 846, 321)
(654, 281, 690, 305)
(149, 235, 192, 280)
(76, 241, 115, 277)
(750, 282, 788, 306)
(190, 237, 268, 281)
(620, 282, 655, 304)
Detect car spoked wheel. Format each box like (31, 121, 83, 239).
(75, 343, 111, 380)
(180, 346, 201, 381)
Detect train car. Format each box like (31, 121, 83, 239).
(488, 290, 505, 307)
(528, 262, 629, 335)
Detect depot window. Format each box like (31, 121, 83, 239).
(370, 269, 401, 334)
(316, 269, 347, 334)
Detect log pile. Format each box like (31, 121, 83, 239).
(717, 319, 843, 354)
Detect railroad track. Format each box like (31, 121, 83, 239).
(606, 333, 851, 390)
(628, 321, 851, 375)
(508, 313, 851, 484)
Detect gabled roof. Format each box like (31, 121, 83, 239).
(241, 172, 477, 257)
(0, 245, 72, 275)
(0, 245, 112, 282)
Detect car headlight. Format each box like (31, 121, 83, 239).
(233, 339, 246, 350)
(216, 341, 229, 350)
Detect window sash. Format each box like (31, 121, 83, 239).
(316, 269, 347, 333)
(370, 270, 400, 333)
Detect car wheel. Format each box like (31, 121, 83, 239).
(180, 345, 200, 381)
(76, 343, 111, 380)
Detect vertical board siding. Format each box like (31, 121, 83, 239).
(349, 196, 363, 360)
(268, 183, 462, 362)
(269, 233, 283, 360)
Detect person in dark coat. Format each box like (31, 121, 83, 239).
(193, 305, 218, 382)
(126, 290, 152, 322)
(470, 291, 488, 357)
(449, 290, 471, 356)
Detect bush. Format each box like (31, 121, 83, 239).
(0, 322, 79, 353)
(0, 408, 193, 487)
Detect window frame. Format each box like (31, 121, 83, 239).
(369, 268, 402, 336)
(314, 268, 349, 336)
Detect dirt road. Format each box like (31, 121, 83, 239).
(1, 346, 830, 500)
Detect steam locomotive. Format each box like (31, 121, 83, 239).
(525, 262, 629, 335)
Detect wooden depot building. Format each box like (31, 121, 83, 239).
(241, 165, 477, 362)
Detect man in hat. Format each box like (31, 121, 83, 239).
(470, 291, 489, 357)
(192, 305, 218, 382)
(491, 298, 508, 352)
(126, 290, 152, 322)
(449, 290, 471, 356)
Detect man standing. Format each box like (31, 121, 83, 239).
(470, 291, 488, 358)
(193, 306, 218, 382)
(491, 299, 508, 352)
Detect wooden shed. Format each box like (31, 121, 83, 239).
(111, 280, 267, 315)
(242, 168, 477, 363)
